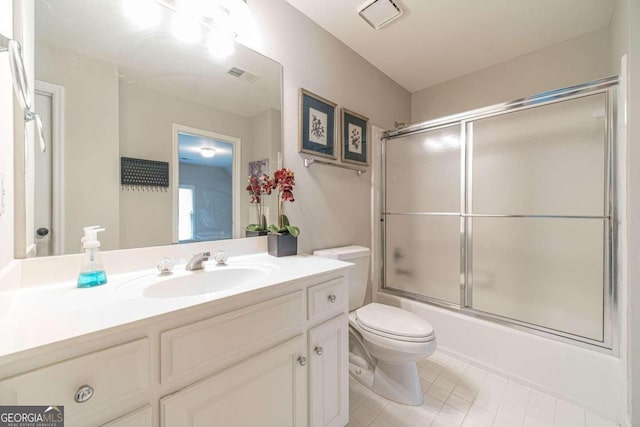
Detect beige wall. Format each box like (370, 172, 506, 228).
(0, 0, 14, 270)
(616, 0, 640, 424)
(411, 27, 613, 123)
(249, 108, 280, 225)
(35, 42, 120, 253)
(118, 82, 255, 249)
(247, 0, 411, 255)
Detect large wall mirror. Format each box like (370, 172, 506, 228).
(32, 0, 282, 256)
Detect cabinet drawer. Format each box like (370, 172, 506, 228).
(0, 339, 149, 427)
(101, 405, 152, 427)
(307, 278, 346, 322)
(161, 290, 303, 384)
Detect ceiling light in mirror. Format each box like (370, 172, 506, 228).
(122, 0, 162, 29)
(200, 147, 217, 158)
(207, 29, 234, 59)
(172, 12, 202, 43)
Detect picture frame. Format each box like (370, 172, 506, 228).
(249, 159, 269, 178)
(299, 88, 337, 159)
(341, 108, 369, 165)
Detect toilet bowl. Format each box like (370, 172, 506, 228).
(349, 303, 436, 405)
(313, 246, 437, 405)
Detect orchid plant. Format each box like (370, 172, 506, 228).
(246, 173, 272, 232)
(268, 168, 300, 237)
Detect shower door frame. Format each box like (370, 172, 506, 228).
(381, 76, 619, 353)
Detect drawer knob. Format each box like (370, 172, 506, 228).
(315, 346, 324, 356)
(328, 294, 337, 303)
(297, 356, 307, 366)
(74, 385, 94, 403)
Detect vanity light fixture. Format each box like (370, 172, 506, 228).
(358, 0, 403, 30)
(200, 147, 216, 158)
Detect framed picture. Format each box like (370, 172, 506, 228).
(341, 108, 369, 165)
(299, 88, 337, 159)
(249, 159, 269, 177)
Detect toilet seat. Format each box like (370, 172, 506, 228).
(355, 303, 435, 343)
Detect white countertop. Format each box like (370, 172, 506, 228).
(0, 253, 352, 359)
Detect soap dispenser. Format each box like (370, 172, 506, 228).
(77, 226, 108, 288)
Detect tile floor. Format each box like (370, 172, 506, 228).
(347, 351, 619, 427)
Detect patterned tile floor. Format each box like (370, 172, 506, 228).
(347, 351, 619, 427)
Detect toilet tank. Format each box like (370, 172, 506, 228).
(313, 246, 370, 311)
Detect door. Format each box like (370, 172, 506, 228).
(172, 124, 241, 242)
(160, 335, 307, 427)
(309, 314, 349, 427)
(33, 80, 64, 256)
(34, 90, 52, 256)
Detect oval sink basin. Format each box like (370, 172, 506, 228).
(120, 264, 276, 299)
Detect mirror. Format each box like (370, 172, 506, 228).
(32, 0, 282, 256)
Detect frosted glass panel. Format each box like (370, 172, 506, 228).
(385, 215, 460, 304)
(386, 125, 461, 213)
(472, 217, 604, 340)
(472, 94, 606, 215)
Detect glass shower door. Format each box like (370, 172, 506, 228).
(381, 79, 615, 348)
(468, 93, 609, 341)
(384, 125, 462, 304)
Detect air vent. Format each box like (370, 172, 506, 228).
(227, 67, 260, 83)
(358, 0, 403, 30)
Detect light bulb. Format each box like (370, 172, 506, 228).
(200, 147, 216, 158)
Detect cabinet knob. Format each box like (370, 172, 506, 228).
(297, 356, 307, 366)
(328, 294, 337, 303)
(74, 385, 94, 403)
(315, 346, 324, 356)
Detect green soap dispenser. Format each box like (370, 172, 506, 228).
(77, 226, 108, 288)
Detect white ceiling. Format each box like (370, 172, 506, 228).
(285, 0, 615, 92)
(36, 0, 281, 117)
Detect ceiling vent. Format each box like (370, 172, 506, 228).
(358, 0, 403, 30)
(227, 67, 260, 83)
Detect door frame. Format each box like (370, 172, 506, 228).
(171, 124, 241, 242)
(35, 80, 65, 255)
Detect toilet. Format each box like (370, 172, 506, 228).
(313, 245, 436, 406)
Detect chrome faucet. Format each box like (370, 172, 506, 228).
(185, 252, 210, 271)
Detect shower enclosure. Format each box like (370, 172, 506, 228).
(381, 77, 618, 351)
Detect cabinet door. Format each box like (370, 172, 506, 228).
(309, 314, 349, 427)
(101, 406, 152, 427)
(161, 335, 307, 427)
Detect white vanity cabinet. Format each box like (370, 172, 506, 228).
(101, 406, 153, 427)
(160, 335, 307, 427)
(306, 277, 350, 427)
(308, 315, 349, 427)
(0, 267, 350, 427)
(0, 339, 150, 426)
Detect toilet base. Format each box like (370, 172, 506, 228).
(373, 361, 424, 405)
(349, 358, 424, 406)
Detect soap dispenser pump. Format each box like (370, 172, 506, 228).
(77, 226, 108, 288)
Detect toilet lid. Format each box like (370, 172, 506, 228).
(355, 303, 434, 339)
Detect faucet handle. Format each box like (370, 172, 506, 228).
(157, 257, 175, 275)
(214, 250, 228, 266)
